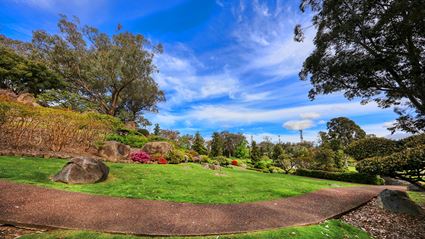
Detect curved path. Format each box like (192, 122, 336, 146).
(0, 180, 405, 236)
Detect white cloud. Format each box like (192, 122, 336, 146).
(300, 112, 321, 120)
(283, 120, 314, 130)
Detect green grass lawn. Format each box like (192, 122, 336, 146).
(20, 220, 371, 239)
(0, 156, 355, 204)
(408, 191, 425, 206)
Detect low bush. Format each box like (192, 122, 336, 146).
(166, 149, 185, 164)
(356, 145, 425, 189)
(346, 137, 399, 160)
(0, 100, 120, 153)
(129, 150, 151, 163)
(231, 159, 238, 166)
(106, 133, 148, 148)
(214, 156, 231, 166)
(294, 168, 384, 185)
(399, 133, 425, 149)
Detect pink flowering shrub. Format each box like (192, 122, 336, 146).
(129, 150, 151, 163)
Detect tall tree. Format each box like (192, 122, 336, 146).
(321, 117, 366, 150)
(31, 16, 165, 121)
(192, 132, 207, 155)
(0, 47, 64, 95)
(296, 0, 425, 133)
(250, 140, 260, 163)
(210, 132, 224, 157)
(153, 123, 160, 136)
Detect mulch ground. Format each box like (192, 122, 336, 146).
(0, 180, 405, 236)
(341, 198, 425, 239)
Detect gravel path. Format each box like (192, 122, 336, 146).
(0, 180, 405, 236)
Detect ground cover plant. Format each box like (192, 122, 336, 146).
(19, 220, 371, 239)
(0, 156, 355, 204)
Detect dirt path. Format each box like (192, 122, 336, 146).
(0, 180, 405, 236)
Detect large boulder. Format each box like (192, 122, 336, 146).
(377, 189, 424, 216)
(52, 157, 109, 184)
(142, 141, 173, 155)
(98, 141, 131, 162)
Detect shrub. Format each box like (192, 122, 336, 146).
(346, 137, 398, 160)
(106, 133, 148, 148)
(137, 128, 150, 136)
(0, 100, 120, 153)
(255, 160, 272, 170)
(158, 157, 168, 164)
(166, 149, 185, 164)
(214, 156, 231, 166)
(399, 133, 425, 149)
(129, 150, 151, 163)
(295, 168, 384, 185)
(200, 155, 210, 163)
(356, 145, 425, 189)
(231, 159, 238, 166)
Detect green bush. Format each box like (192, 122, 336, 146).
(214, 156, 231, 166)
(106, 133, 148, 148)
(294, 168, 384, 185)
(166, 149, 186, 164)
(346, 137, 398, 160)
(199, 155, 210, 163)
(399, 133, 425, 149)
(255, 159, 273, 170)
(356, 145, 425, 187)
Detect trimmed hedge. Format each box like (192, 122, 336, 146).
(294, 168, 384, 185)
(356, 145, 425, 186)
(346, 137, 399, 161)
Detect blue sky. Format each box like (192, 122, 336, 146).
(0, 0, 403, 142)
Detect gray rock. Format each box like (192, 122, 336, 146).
(53, 157, 109, 184)
(142, 141, 173, 155)
(377, 189, 424, 216)
(202, 163, 221, 170)
(98, 141, 131, 162)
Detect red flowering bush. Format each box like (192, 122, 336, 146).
(129, 150, 151, 163)
(231, 160, 238, 166)
(158, 157, 168, 164)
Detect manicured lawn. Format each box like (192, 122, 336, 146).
(408, 191, 425, 206)
(0, 156, 354, 204)
(20, 220, 371, 239)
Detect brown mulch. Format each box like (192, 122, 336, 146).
(0, 180, 405, 236)
(0, 224, 45, 239)
(341, 198, 425, 239)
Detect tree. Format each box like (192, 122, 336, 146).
(275, 151, 296, 174)
(31, 16, 165, 120)
(210, 132, 224, 157)
(0, 47, 64, 95)
(296, 0, 425, 133)
(178, 134, 193, 150)
(192, 132, 207, 155)
(271, 144, 284, 161)
(346, 137, 399, 160)
(153, 123, 160, 136)
(321, 117, 366, 150)
(235, 140, 249, 159)
(250, 140, 261, 163)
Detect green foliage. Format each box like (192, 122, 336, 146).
(298, 0, 425, 133)
(153, 123, 160, 136)
(0, 100, 120, 152)
(356, 145, 425, 188)
(166, 149, 186, 164)
(106, 132, 148, 148)
(213, 156, 231, 166)
(234, 140, 250, 159)
(36, 89, 95, 112)
(272, 144, 284, 161)
(250, 140, 260, 163)
(255, 156, 273, 170)
(31, 16, 164, 119)
(320, 117, 366, 150)
(191, 132, 207, 155)
(313, 147, 336, 171)
(399, 134, 425, 149)
(210, 132, 224, 157)
(346, 137, 399, 161)
(295, 168, 384, 185)
(274, 151, 296, 174)
(0, 47, 64, 95)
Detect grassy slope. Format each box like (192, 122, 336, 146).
(0, 156, 354, 204)
(20, 220, 371, 239)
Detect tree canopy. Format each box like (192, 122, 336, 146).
(320, 117, 366, 150)
(297, 0, 425, 133)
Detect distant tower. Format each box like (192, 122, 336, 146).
(299, 130, 304, 142)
